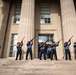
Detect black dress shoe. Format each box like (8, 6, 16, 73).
(56, 59, 58, 61)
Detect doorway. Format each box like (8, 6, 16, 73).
(38, 34, 54, 58)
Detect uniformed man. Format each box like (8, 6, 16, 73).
(39, 42, 46, 60)
(26, 41, 33, 60)
(73, 42, 76, 60)
(15, 41, 23, 60)
(51, 41, 59, 60)
(64, 40, 71, 60)
(47, 45, 52, 60)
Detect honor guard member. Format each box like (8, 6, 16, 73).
(39, 42, 46, 60)
(73, 42, 76, 60)
(51, 41, 59, 60)
(64, 40, 71, 60)
(47, 45, 52, 60)
(15, 41, 23, 60)
(26, 41, 33, 60)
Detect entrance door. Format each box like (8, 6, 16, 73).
(38, 34, 54, 58)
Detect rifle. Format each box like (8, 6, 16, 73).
(55, 39, 62, 44)
(68, 35, 73, 43)
(19, 36, 25, 46)
(29, 36, 36, 42)
(57, 39, 62, 43)
(21, 36, 25, 42)
(45, 40, 48, 44)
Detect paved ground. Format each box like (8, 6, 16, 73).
(0, 59, 76, 75)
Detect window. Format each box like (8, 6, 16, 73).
(39, 35, 53, 42)
(14, 3, 21, 24)
(40, 3, 51, 24)
(9, 34, 18, 57)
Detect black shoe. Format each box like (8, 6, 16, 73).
(56, 59, 58, 61)
(69, 59, 72, 60)
(65, 59, 67, 60)
(51, 58, 53, 60)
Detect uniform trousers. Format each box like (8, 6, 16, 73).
(16, 50, 22, 60)
(39, 50, 46, 60)
(26, 48, 33, 60)
(74, 50, 76, 60)
(51, 49, 57, 60)
(47, 51, 52, 60)
(65, 49, 71, 60)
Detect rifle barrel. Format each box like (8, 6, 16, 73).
(56, 39, 62, 43)
(68, 35, 73, 42)
(59, 39, 62, 42)
(21, 36, 25, 42)
(30, 36, 36, 42)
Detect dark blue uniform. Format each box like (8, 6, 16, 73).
(51, 43, 59, 60)
(47, 47, 52, 60)
(16, 43, 23, 60)
(39, 43, 46, 60)
(74, 42, 76, 60)
(26, 42, 33, 60)
(64, 42, 71, 60)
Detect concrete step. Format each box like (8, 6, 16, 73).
(0, 59, 76, 75)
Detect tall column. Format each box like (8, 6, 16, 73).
(60, 0, 76, 42)
(18, 0, 35, 58)
(60, 0, 76, 57)
(0, 1, 11, 58)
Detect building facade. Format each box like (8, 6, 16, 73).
(0, 0, 76, 59)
